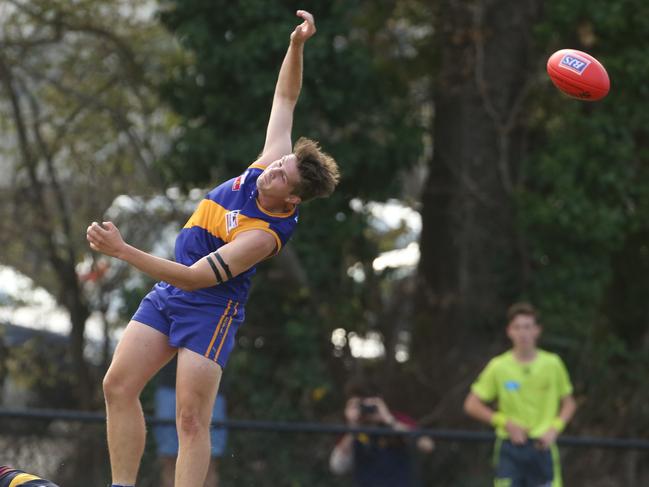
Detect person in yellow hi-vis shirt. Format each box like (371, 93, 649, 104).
(464, 302, 577, 487)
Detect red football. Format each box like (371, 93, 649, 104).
(546, 49, 610, 101)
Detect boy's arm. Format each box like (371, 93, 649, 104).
(464, 392, 528, 444)
(538, 394, 577, 448)
(87, 222, 275, 291)
(557, 393, 577, 426)
(463, 392, 498, 425)
(329, 435, 354, 475)
(254, 10, 316, 167)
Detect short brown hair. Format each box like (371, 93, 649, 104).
(292, 137, 340, 202)
(506, 302, 538, 324)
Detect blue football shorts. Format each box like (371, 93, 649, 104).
(494, 438, 559, 487)
(153, 386, 228, 457)
(132, 282, 245, 368)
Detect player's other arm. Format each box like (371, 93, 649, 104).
(254, 10, 316, 168)
(86, 222, 275, 291)
(464, 392, 528, 444)
(537, 393, 577, 448)
(463, 392, 498, 426)
(557, 393, 577, 426)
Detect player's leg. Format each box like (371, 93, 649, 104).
(103, 320, 176, 485)
(173, 347, 222, 487)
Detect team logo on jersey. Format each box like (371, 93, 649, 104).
(226, 210, 240, 234)
(559, 54, 590, 75)
(504, 380, 520, 391)
(232, 171, 248, 191)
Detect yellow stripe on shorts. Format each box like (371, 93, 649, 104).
(204, 299, 232, 359)
(214, 302, 239, 362)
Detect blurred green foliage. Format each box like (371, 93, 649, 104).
(521, 0, 649, 416)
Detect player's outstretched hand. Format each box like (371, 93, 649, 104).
(86, 221, 126, 258)
(290, 10, 316, 44)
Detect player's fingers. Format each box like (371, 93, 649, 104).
(296, 9, 313, 21)
(88, 224, 100, 237)
(91, 221, 105, 235)
(296, 10, 315, 27)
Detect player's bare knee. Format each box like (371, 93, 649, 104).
(176, 406, 208, 438)
(103, 370, 140, 403)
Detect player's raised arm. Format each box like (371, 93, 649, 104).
(86, 222, 276, 291)
(254, 9, 316, 168)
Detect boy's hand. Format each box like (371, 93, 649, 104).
(86, 221, 127, 258)
(290, 10, 316, 44)
(505, 420, 528, 445)
(536, 427, 559, 449)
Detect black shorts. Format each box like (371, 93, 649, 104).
(493, 439, 560, 487)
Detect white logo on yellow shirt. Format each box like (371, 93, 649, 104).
(226, 210, 240, 234)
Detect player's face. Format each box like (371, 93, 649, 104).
(506, 314, 541, 351)
(257, 154, 301, 202)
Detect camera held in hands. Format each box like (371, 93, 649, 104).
(359, 403, 378, 416)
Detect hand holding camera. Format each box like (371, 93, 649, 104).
(345, 396, 395, 427)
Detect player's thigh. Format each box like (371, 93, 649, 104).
(104, 320, 177, 394)
(175, 347, 222, 422)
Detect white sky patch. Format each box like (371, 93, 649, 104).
(0, 265, 104, 343)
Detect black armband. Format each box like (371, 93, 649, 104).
(213, 250, 233, 280)
(206, 254, 223, 284)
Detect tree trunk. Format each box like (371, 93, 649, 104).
(414, 0, 543, 404)
(0, 53, 94, 409)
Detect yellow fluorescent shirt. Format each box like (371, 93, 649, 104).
(471, 349, 573, 439)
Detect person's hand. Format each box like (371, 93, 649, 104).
(344, 397, 361, 426)
(363, 397, 395, 426)
(290, 10, 316, 44)
(416, 435, 435, 453)
(536, 427, 559, 449)
(505, 419, 528, 445)
(86, 221, 126, 258)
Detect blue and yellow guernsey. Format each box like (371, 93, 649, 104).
(174, 163, 298, 303)
(0, 466, 59, 487)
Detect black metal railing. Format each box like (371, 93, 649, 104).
(1, 407, 647, 486)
